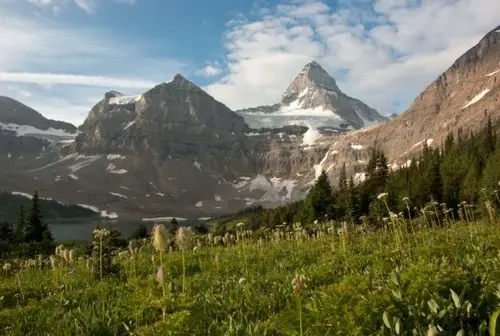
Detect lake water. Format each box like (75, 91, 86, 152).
(47, 218, 205, 242)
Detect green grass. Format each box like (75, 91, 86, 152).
(2, 222, 500, 335)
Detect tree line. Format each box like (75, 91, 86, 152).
(0, 191, 55, 255)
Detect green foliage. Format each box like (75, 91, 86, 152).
(0, 190, 98, 223)
(129, 223, 149, 240)
(2, 222, 500, 334)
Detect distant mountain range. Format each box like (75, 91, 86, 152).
(0, 24, 499, 220)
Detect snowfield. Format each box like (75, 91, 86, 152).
(0, 122, 77, 139)
(463, 89, 490, 109)
(108, 94, 142, 105)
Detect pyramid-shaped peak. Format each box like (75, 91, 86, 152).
(303, 60, 326, 70)
(172, 73, 188, 82)
(292, 60, 339, 92)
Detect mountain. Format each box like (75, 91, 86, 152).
(0, 25, 499, 220)
(314, 24, 500, 184)
(0, 96, 77, 136)
(0, 75, 327, 219)
(236, 61, 388, 130)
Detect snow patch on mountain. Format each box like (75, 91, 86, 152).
(11, 191, 33, 199)
(351, 144, 364, 150)
(69, 155, 101, 173)
(108, 94, 142, 105)
(69, 174, 79, 180)
(463, 89, 490, 109)
(302, 127, 322, 146)
(107, 154, 126, 160)
(0, 122, 77, 139)
(193, 160, 202, 171)
(142, 217, 187, 222)
(124, 120, 136, 130)
(195, 201, 203, 207)
(314, 151, 330, 180)
(486, 70, 500, 77)
(101, 210, 119, 219)
(109, 192, 127, 199)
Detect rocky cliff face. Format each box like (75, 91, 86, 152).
(236, 61, 387, 130)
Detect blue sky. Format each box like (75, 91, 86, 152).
(1, 0, 500, 125)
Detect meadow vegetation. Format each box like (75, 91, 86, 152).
(1, 120, 500, 335)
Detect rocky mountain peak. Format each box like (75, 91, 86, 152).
(0, 96, 77, 133)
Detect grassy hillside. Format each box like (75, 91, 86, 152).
(0, 190, 98, 222)
(1, 219, 500, 335)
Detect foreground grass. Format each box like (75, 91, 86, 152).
(2, 222, 500, 335)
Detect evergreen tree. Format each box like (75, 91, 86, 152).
(305, 171, 335, 221)
(0, 221, 13, 243)
(24, 191, 52, 243)
(130, 223, 149, 240)
(170, 217, 179, 235)
(13, 205, 25, 243)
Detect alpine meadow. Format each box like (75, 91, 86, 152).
(2, 1, 500, 335)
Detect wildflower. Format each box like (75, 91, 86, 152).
(238, 277, 246, 285)
(377, 192, 388, 200)
(49, 255, 56, 269)
(152, 223, 169, 252)
(402, 196, 409, 202)
(193, 246, 199, 253)
(236, 222, 245, 227)
(427, 326, 438, 336)
(292, 273, 306, 296)
(62, 249, 70, 263)
(156, 266, 165, 287)
(128, 239, 138, 255)
(313, 220, 318, 225)
(176, 227, 192, 251)
(3, 263, 12, 272)
(69, 249, 76, 264)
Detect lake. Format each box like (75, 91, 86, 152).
(47, 218, 206, 242)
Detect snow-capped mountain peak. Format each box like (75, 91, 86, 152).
(236, 61, 387, 130)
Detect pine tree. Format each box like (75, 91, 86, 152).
(0, 221, 13, 243)
(130, 223, 149, 239)
(170, 217, 179, 235)
(13, 205, 25, 243)
(24, 191, 52, 243)
(305, 171, 335, 221)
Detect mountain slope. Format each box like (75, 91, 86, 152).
(236, 61, 387, 130)
(315, 24, 500, 184)
(0, 96, 77, 136)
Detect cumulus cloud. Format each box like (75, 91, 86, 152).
(206, 0, 500, 115)
(196, 62, 223, 77)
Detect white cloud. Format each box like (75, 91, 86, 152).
(0, 8, 185, 126)
(25, 0, 136, 14)
(196, 62, 223, 77)
(206, 0, 500, 115)
(0, 72, 157, 89)
(74, 0, 96, 14)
